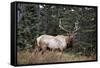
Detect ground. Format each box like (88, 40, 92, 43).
(17, 48, 96, 65)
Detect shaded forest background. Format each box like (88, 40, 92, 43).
(17, 3, 97, 56)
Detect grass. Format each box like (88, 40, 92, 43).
(17, 49, 96, 65)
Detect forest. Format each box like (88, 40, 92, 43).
(16, 3, 97, 64)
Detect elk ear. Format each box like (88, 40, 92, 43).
(67, 32, 71, 36)
(74, 32, 77, 35)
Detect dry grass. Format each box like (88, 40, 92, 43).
(17, 49, 96, 65)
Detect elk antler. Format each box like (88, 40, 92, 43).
(73, 20, 80, 33)
(59, 19, 79, 36)
(59, 19, 70, 33)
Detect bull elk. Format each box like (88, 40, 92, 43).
(36, 19, 79, 52)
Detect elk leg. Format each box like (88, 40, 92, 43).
(59, 48, 63, 58)
(34, 46, 40, 54)
(41, 45, 47, 55)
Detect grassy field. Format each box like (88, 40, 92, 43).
(17, 48, 96, 65)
